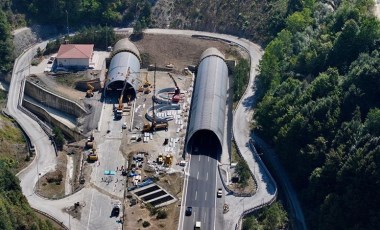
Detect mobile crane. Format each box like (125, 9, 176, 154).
(168, 73, 182, 103)
(115, 68, 131, 119)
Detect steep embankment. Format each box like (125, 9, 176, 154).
(152, 0, 292, 45)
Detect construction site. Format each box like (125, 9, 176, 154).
(19, 32, 245, 230)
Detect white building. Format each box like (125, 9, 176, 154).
(56, 44, 94, 69)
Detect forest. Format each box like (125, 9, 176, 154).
(254, 0, 380, 229)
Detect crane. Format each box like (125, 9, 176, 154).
(143, 64, 168, 132)
(168, 73, 181, 103)
(115, 67, 131, 119)
(143, 72, 151, 88)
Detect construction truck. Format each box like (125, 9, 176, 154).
(164, 154, 173, 166)
(87, 142, 98, 161)
(168, 73, 182, 103)
(86, 82, 95, 97)
(142, 121, 168, 132)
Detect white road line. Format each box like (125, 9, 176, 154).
(205, 192, 207, 200)
(203, 211, 207, 223)
(178, 153, 192, 230)
(86, 190, 95, 229)
(87, 160, 99, 229)
(213, 160, 217, 230)
(206, 172, 208, 181)
(195, 190, 198, 200)
(197, 171, 199, 180)
(199, 155, 201, 161)
(208, 157, 210, 162)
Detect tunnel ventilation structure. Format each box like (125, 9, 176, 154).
(186, 48, 229, 151)
(105, 38, 141, 100)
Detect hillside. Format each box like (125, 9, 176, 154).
(254, 0, 380, 229)
(0, 90, 57, 230)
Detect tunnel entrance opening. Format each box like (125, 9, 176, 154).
(106, 81, 136, 102)
(187, 129, 221, 160)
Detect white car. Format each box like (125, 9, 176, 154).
(217, 188, 223, 198)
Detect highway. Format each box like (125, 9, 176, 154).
(181, 141, 224, 230)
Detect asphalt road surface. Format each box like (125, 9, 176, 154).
(181, 140, 224, 230)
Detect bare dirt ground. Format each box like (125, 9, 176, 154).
(36, 141, 85, 198)
(133, 34, 243, 71)
(36, 151, 67, 199)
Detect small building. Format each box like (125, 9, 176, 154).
(56, 44, 94, 69)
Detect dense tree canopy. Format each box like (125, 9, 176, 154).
(254, 0, 380, 229)
(0, 162, 55, 230)
(0, 9, 13, 73)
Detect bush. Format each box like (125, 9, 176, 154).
(142, 221, 150, 228)
(156, 210, 168, 219)
(235, 158, 250, 187)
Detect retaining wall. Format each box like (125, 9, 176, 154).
(23, 99, 85, 141)
(24, 80, 88, 118)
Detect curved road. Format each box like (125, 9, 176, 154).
(7, 28, 306, 230)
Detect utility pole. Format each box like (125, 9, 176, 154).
(66, 10, 69, 37)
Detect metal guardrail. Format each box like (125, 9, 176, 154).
(32, 207, 69, 230)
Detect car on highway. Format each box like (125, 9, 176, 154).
(185, 206, 192, 216)
(195, 221, 201, 229)
(217, 188, 223, 198)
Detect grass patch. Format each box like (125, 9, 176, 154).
(0, 115, 24, 143)
(0, 115, 29, 173)
(55, 72, 87, 88)
(231, 140, 240, 163)
(0, 89, 6, 101)
(233, 59, 250, 103)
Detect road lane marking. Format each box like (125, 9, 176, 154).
(208, 157, 210, 162)
(214, 159, 217, 230)
(195, 190, 198, 200)
(206, 172, 208, 181)
(178, 153, 192, 230)
(197, 171, 199, 180)
(199, 155, 201, 161)
(205, 192, 207, 200)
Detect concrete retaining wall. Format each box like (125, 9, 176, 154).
(23, 99, 85, 141)
(24, 80, 88, 118)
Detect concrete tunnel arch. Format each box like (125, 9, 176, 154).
(105, 38, 141, 100)
(186, 48, 229, 152)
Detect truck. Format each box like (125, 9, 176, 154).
(195, 221, 201, 229)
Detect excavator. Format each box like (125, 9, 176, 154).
(115, 68, 131, 119)
(86, 82, 95, 97)
(168, 73, 181, 103)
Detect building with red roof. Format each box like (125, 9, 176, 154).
(56, 44, 94, 69)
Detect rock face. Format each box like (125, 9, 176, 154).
(12, 25, 59, 57)
(12, 27, 38, 57)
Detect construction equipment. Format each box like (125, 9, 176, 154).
(142, 122, 168, 132)
(86, 82, 94, 97)
(143, 72, 151, 88)
(168, 73, 182, 103)
(157, 154, 163, 164)
(115, 68, 131, 119)
(143, 64, 169, 132)
(164, 154, 173, 166)
(87, 141, 98, 161)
